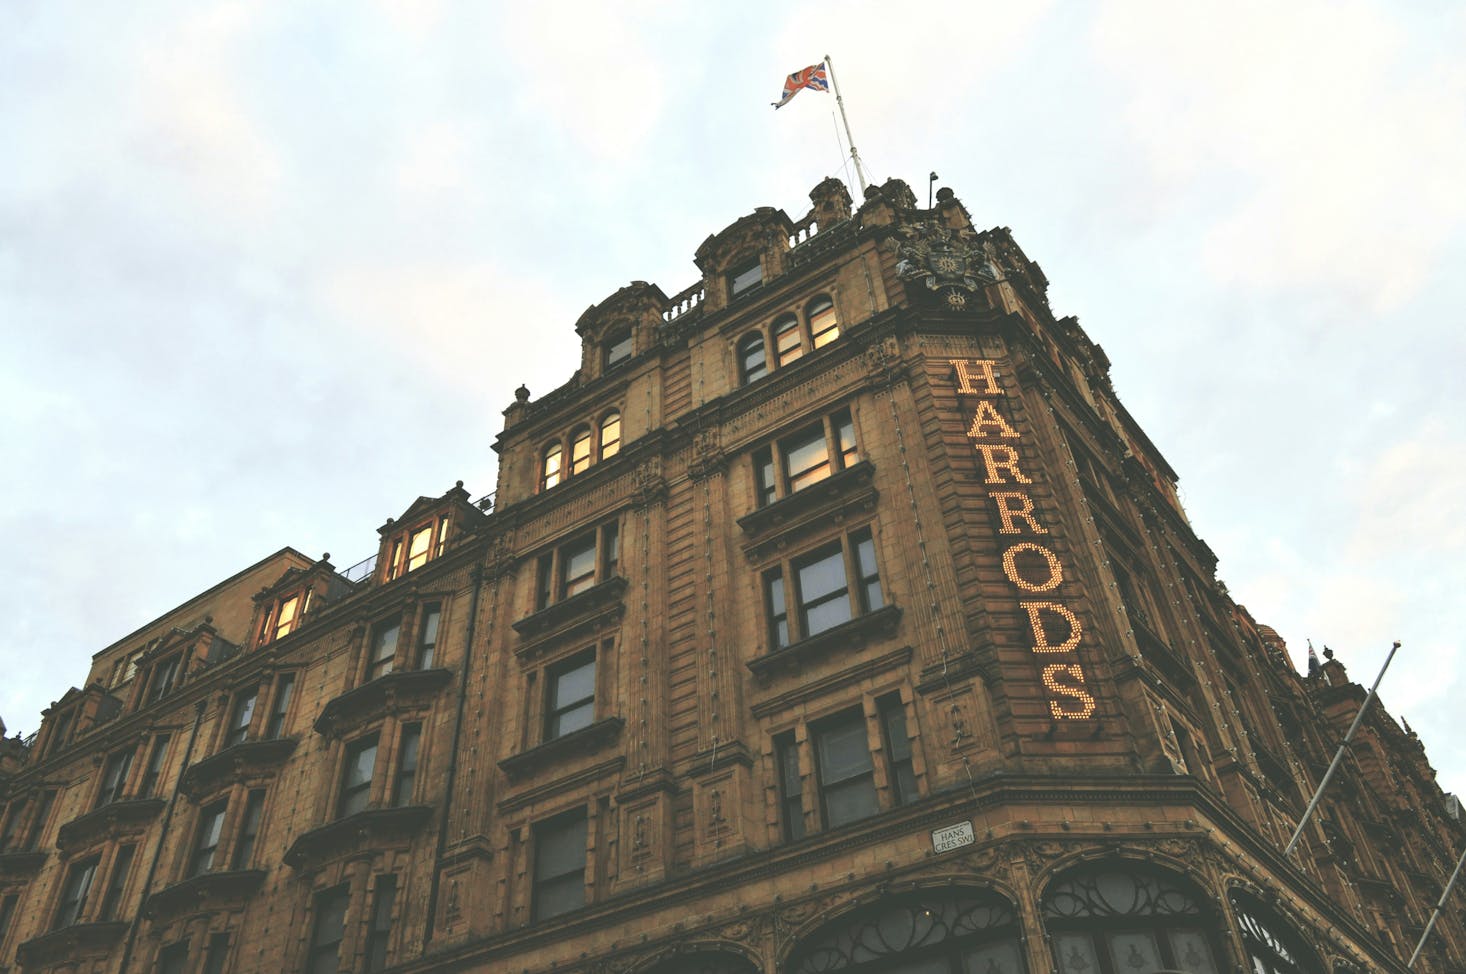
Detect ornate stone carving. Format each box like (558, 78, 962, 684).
(892, 223, 998, 310)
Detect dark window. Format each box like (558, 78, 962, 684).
(157, 941, 190, 974)
(0, 800, 21, 852)
(96, 749, 135, 808)
(807, 295, 839, 348)
(191, 800, 228, 876)
(536, 522, 621, 609)
(739, 333, 768, 385)
(22, 791, 55, 851)
(47, 710, 74, 756)
(764, 529, 882, 649)
(98, 844, 135, 921)
(788, 891, 1025, 974)
(150, 655, 182, 703)
(773, 314, 802, 367)
(232, 790, 266, 869)
(265, 674, 296, 739)
(729, 258, 762, 297)
(54, 857, 100, 928)
(308, 884, 349, 974)
(139, 735, 171, 798)
(367, 618, 401, 681)
(542, 442, 563, 491)
(364, 875, 398, 972)
(546, 653, 596, 739)
(878, 694, 917, 805)
(339, 735, 379, 817)
(1045, 865, 1223, 974)
(776, 732, 805, 841)
(392, 725, 421, 806)
(417, 605, 441, 669)
(224, 686, 259, 748)
(1232, 892, 1316, 974)
(605, 330, 633, 369)
(0, 893, 18, 950)
(533, 809, 588, 921)
(754, 409, 858, 506)
(813, 710, 879, 828)
(202, 933, 231, 974)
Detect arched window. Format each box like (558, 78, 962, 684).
(1043, 863, 1223, 973)
(1229, 891, 1323, 974)
(739, 333, 768, 385)
(773, 315, 803, 367)
(807, 295, 839, 348)
(599, 411, 622, 460)
(570, 426, 593, 476)
(542, 443, 562, 491)
(787, 890, 1025, 974)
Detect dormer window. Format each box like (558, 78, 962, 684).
(604, 329, 633, 370)
(149, 655, 182, 704)
(258, 589, 313, 646)
(384, 515, 452, 581)
(729, 257, 763, 298)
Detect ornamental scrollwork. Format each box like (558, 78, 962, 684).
(892, 223, 999, 311)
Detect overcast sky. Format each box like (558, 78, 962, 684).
(3, 1, 1463, 800)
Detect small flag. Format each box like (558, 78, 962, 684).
(773, 62, 828, 109)
(1307, 642, 1321, 677)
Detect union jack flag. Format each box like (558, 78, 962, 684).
(772, 62, 829, 109)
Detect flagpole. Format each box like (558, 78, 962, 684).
(1409, 845, 1466, 968)
(1283, 640, 1401, 858)
(823, 54, 869, 194)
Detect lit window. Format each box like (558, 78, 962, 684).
(275, 594, 301, 639)
(367, 618, 401, 682)
(764, 528, 882, 649)
(96, 749, 134, 808)
(773, 315, 803, 367)
(365, 875, 398, 972)
(599, 411, 621, 460)
(224, 686, 258, 748)
(532, 809, 587, 921)
(542, 442, 563, 491)
(417, 605, 441, 669)
(729, 258, 763, 298)
(570, 426, 593, 475)
(339, 734, 379, 817)
(392, 724, 421, 806)
(97, 844, 135, 921)
(308, 884, 349, 974)
(406, 525, 433, 572)
(232, 790, 266, 869)
(54, 857, 99, 928)
(605, 330, 633, 369)
(807, 295, 839, 348)
(739, 333, 768, 385)
(546, 652, 596, 740)
(191, 799, 228, 876)
(754, 409, 858, 507)
(535, 522, 620, 610)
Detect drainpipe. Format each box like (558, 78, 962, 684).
(423, 562, 486, 947)
(117, 696, 207, 974)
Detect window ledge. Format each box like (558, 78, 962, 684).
(512, 576, 628, 660)
(313, 669, 453, 738)
(283, 805, 433, 872)
(179, 737, 299, 799)
(497, 717, 625, 781)
(143, 869, 267, 922)
(747, 605, 903, 682)
(17, 921, 128, 967)
(56, 798, 166, 854)
(0, 849, 47, 876)
(738, 461, 878, 559)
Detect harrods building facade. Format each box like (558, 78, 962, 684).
(2, 176, 1463, 974)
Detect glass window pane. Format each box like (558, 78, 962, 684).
(1108, 932, 1164, 973)
(600, 412, 621, 459)
(407, 526, 433, 570)
(823, 777, 878, 826)
(730, 260, 762, 296)
(1167, 930, 1221, 974)
(741, 334, 768, 383)
(804, 596, 853, 637)
(809, 298, 839, 347)
(562, 539, 597, 596)
(571, 428, 592, 474)
(783, 427, 830, 491)
(543, 444, 562, 489)
(797, 549, 847, 604)
(817, 718, 874, 783)
(1054, 934, 1102, 974)
(606, 331, 633, 366)
(552, 660, 595, 710)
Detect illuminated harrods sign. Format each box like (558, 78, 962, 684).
(951, 359, 1096, 720)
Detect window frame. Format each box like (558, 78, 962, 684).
(97, 843, 136, 922)
(384, 515, 453, 581)
(265, 673, 297, 739)
(95, 747, 135, 808)
(231, 789, 267, 870)
(738, 331, 769, 385)
(531, 808, 589, 922)
(754, 408, 859, 507)
(728, 257, 763, 298)
(534, 521, 621, 611)
(544, 650, 597, 741)
(763, 527, 883, 650)
(54, 856, 101, 929)
(224, 686, 259, 749)
(138, 734, 171, 798)
(307, 883, 350, 974)
(391, 724, 422, 807)
(604, 329, 634, 370)
(416, 604, 442, 669)
(148, 654, 183, 704)
(366, 617, 403, 683)
(190, 799, 229, 877)
(338, 734, 380, 818)
(364, 874, 399, 973)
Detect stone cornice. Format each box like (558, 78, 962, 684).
(313, 669, 453, 739)
(497, 718, 625, 782)
(142, 868, 267, 922)
(178, 737, 298, 800)
(56, 798, 165, 854)
(283, 805, 433, 872)
(747, 606, 903, 684)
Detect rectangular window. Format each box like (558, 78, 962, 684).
(139, 735, 171, 798)
(776, 732, 805, 841)
(546, 652, 596, 740)
(813, 711, 879, 828)
(878, 695, 917, 806)
(0, 893, 18, 950)
(150, 655, 182, 703)
(728, 258, 763, 297)
(532, 809, 588, 921)
(191, 800, 228, 876)
(0, 800, 22, 852)
(560, 535, 597, 599)
(386, 537, 405, 581)
(754, 409, 858, 506)
(202, 933, 231, 974)
(48, 710, 74, 756)
(367, 619, 401, 682)
(265, 674, 296, 739)
(98, 844, 136, 921)
(308, 885, 349, 974)
(54, 857, 100, 928)
(764, 528, 882, 649)
(224, 687, 259, 748)
(23, 791, 55, 851)
(96, 749, 135, 808)
(275, 594, 301, 640)
(157, 941, 190, 974)
(537, 522, 621, 609)
(407, 525, 433, 573)
(434, 515, 451, 558)
(392, 725, 421, 806)
(339, 735, 379, 817)
(364, 875, 398, 972)
(604, 331, 633, 369)
(417, 604, 441, 669)
(232, 790, 266, 869)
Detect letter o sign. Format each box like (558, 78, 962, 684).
(1001, 542, 1064, 593)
